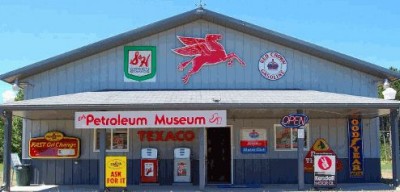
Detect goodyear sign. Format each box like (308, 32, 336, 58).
(348, 118, 364, 178)
(106, 156, 127, 187)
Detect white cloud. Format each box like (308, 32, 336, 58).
(2, 90, 16, 103)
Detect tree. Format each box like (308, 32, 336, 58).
(0, 90, 23, 162)
(378, 67, 400, 161)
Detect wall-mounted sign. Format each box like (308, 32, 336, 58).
(314, 155, 336, 188)
(29, 131, 80, 159)
(304, 138, 343, 173)
(106, 156, 127, 188)
(75, 110, 226, 129)
(240, 129, 267, 154)
(124, 46, 156, 82)
(137, 130, 195, 142)
(172, 34, 246, 84)
(258, 51, 287, 80)
(348, 118, 364, 178)
(280, 114, 309, 128)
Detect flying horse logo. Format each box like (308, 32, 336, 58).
(172, 34, 246, 84)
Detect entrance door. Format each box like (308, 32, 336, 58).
(206, 127, 231, 184)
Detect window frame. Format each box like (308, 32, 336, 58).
(274, 123, 309, 151)
(93, 128, 129, 153)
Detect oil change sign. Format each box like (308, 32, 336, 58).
(314, 155, 336, 188)
(106, 156, 127, 188)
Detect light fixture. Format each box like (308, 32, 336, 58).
(383, 79, 397, 100)
(12, 78, 33, 92)
(12, 79, 20, 92)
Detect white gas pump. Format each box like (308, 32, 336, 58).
(173, 148, 191, 183)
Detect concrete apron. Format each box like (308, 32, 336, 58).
(9, 183, 396, 192)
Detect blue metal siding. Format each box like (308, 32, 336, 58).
(23, 20, 380, 100)
(233, 158, 380, 184)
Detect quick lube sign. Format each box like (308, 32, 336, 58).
(75, 110, 226, 129)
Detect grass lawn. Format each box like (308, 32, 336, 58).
(381, 160, 392, 184)
(381, 161, 392, 171)
(0, 163, 17, 186)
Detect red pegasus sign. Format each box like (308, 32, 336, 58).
(172, 34, 246, 84)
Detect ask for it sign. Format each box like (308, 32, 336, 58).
(106, 156, 127, 188)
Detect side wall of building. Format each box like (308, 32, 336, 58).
(23, 117, 380, 185)
(22, 20, 380, 100)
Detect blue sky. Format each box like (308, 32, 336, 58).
(0, 0, 399, 102)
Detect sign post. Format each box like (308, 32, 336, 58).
(280, 112, 309, 191)
(297, 126, 305, 190)
(314, 155, 336, 188)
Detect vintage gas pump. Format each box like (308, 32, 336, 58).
(140, 148, 158, 183)
(173, 148, 191, 183)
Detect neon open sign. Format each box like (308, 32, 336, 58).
(280, 114, 309, 128)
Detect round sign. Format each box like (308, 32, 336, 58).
(317, 156, 333, 170)
(258, 52, 287, 80)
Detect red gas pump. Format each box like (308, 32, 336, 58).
(140, 148, 158, 183)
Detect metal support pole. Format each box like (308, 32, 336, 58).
(390, 109, 399, 187)
(2, 110, 12, 192)
(98, 129, 106, 191)
(199, 127, 206, 190)
(297, 109, 305, 191)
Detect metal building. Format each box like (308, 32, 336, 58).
(1, 8, 400, 191)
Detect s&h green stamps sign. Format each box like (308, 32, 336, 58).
(124, 46, 156, 82)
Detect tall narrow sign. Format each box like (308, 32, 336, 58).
(348, 118, 364, 178)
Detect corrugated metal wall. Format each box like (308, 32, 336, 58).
(22, 20, 379, 100)
(19, 19, 382, 184)
(23, 118, 379, 159)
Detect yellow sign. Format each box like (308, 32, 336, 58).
(106, 156, 127, 188)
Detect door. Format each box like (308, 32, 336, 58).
(206, 127, 231, 184)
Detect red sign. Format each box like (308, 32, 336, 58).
(317, 156, 332, 170)
(29, 131, 80, 159)
(137, 130, 195, 142)
(172, 34, 246, 84)
(304, 138, 343, 172)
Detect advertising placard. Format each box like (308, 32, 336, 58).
(172, 34, 246, 84)
(29, 131, 80, 159)
(304, 138, 343, 172)
(348, 118, 364, 178)
(124, 46, 156, 82)
(106, 156, 127, 188)
(75, 110, 226, 129)
(137, 130, 195, 142)
(280, 113, 309, 128)
(240, 129, 267, 153)
(314, 155, 336, 188)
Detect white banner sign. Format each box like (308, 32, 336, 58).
(314, 155, 336, 175)
(75, 110, 226, 129)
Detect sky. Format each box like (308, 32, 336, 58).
(0, 0, 399, 102)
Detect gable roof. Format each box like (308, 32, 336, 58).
(1, 8, 399, 83)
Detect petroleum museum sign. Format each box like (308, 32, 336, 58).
(75, 110, 226, 129)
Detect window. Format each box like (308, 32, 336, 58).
(274, 124, 309, 151)
(94, 129, 129, 152)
